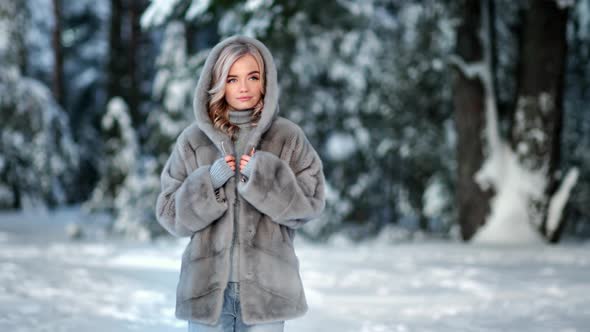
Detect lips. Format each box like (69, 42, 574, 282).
(237, 96, 252, 102)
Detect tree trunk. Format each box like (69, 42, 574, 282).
(108, 0, 146, 129)
(52, 0, 64, 107)
(506, 6, 526, 139)
(452, 0, 492, 241)
(510, 0, 568, 240)
(128, 0, 141, 123)
(108, 0, 125, 104)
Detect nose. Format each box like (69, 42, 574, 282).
(239, 80, 248, 92)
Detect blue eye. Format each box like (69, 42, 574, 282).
(227, 78, 237, 83)
(249, 76, 259, 81)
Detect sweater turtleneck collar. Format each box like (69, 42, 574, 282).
(228, 109, 254, 125)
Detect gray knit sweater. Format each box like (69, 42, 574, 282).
(209, 109, 254, 282)
(209, 110, 255, 188)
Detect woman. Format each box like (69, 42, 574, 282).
(155, 35, 326, 332)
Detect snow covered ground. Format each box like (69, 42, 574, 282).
(0, 207, 589, 332)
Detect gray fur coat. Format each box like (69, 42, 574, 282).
(155, 35, 326, 325)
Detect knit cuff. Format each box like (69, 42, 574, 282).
(240, 154, 257, 179)
(210, 157, 234, 189)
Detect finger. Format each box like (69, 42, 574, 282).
(249, 147, 255, 156)
(224, 155, 235, 162)
(241, 155, 250, 162)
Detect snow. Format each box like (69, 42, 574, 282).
(448, 56, 488, 83)
(555, 0, 575, 9)
(164, 78, 192, 112)
(376, 138, 394, 157)
(1, 207, 589, 331)
(399, 4, 423, 46)
(574, 0, 590, 39)
(326, 132, 357, 161)
(157, 22, 187, 68)
(238, 9, 273, 38)
(141, 0, 183, 29)
(459, 3, 577, 245)
(0, 20, 9, 52)
(546, 168, 580, 237)
(112, 156, 161, 240)
(25, 0, 54, 75)
(473, 143, 547, 244)
(103, 97, 139, 172)
(471, 75, 579, 245)
(185, 0, 212, 20)
(0, 32, 79, 208)
(244, 0, 273, 12)
(422, 176, 447, 219)
(538, 92, 555, 114)
(339, 0, 374, 17)
(349, 173, 371, 199)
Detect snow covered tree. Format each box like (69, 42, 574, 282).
(25, 0, 113, 200)
(62, 1, 110, 199)
(365, 2, 455, 236)
(89, 18, 207, 239)
(108, 0, 151, 127)
(559, 0, 590, 239)
(510, 0, 571, 242)
(0, 1, 79, 209)
(129, 20, 204, 239)
(144, 21, 201, 168)
(451, 0, 492, 241)
(139, 0, 458, 241)
(112, 155, 161, 240)
(84, 97, 139, 214)
(451, 0, 579, 244)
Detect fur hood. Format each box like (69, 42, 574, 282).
(193, 35, 279, 156)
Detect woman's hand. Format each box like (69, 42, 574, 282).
(239, 148, 255, 172)
(225, 155, 236, 171)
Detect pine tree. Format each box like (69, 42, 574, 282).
(0, 1, 79, 209)
(451, 0, 578, 243)
(139, 0, 458, 240)
(84, 97, 138, 215)
(120, 21, 205, 239)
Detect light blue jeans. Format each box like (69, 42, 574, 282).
(188, 282, 285, 332)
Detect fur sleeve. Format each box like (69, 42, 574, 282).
(237, 129, 326, 229)
(155, 134, 229, 237)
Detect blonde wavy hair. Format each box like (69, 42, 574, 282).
(208, 41, 266, 141)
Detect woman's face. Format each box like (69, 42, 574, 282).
(224, 54, 263, 111)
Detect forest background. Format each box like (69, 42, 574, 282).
(1, 0, 589, 245)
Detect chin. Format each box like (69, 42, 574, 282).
(234, 103, 257, 111)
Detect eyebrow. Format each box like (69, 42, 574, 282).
(227, 71, 260, 78)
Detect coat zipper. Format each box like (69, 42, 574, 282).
(228, 141, 239, 283)
(221, 140, 239, 252)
